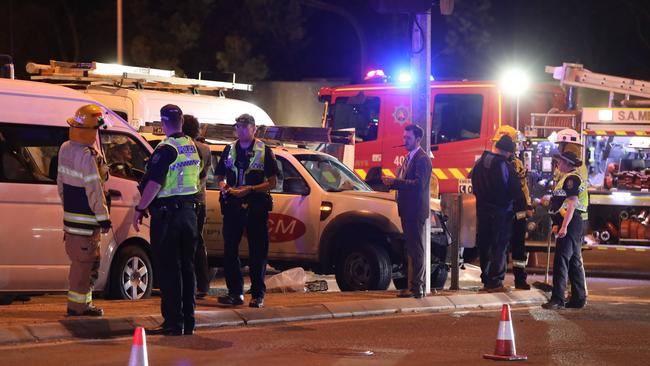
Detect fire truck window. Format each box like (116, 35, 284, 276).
(330, 96, 380, 142)
(432, 94, 483, 144)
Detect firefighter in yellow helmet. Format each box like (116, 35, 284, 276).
(57, 104, 111, 316)
(492, 125, 532, 289)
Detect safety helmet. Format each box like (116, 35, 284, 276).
(67, 104, 105, 145)
(492, 125, 520, 143)
(556, 128, 582, 146)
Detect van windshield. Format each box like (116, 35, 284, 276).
(295, 154, 371, 192)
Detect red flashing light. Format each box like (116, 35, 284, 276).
(364, 69, 386, 81)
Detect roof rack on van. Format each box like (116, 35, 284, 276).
(138, 122, 355, 146)
(26, 60, 253, 93)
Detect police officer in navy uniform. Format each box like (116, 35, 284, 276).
(542, 151, 588, 310)
(133, 104, 201, 335)
(214, 113, 278, 308)
(471, 135, 524, 293)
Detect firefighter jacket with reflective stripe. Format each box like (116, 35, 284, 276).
(226, 139, 266, 186)
(511, 156, 532, 213)
(551, 170, 588, 220)
(57, 141, 110, 236)
(156, 136, 201, 198)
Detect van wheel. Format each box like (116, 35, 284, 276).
(110, 246, 152, 300)
(393, 276, 408, 290)
(0, 295, 15, 305)
(335, 243, 391, 291)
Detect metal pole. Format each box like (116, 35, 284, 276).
(117, 0, 123, 64)
(411, 10, 432, 294)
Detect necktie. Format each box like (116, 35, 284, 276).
(400, 154, 410, 178)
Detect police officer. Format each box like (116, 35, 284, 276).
(57, 104, 111, 316)
(542, 151, 588, 309)
(471, 134, 524, 293)
(492, 126, 532, 290)
(133, 104, 201, 335)
(214, 114, 278, 308)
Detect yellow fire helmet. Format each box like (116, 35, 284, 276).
(492, 125, 520, 143)
(67, 104, 105, 145)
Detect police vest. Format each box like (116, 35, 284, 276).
(226, 139, 266, 186)
(156, 136, 201, 198)
(552, 170, 588, 219)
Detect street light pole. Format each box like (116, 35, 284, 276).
(411, 10, 432, 295)
(117, 0, 123, 64)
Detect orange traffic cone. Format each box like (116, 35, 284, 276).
(483, 304, 527, 361)
(128, 327, 149, 366)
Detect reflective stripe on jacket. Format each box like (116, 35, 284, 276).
(57, 141, 110, 236)
(157, 136, 201, 198)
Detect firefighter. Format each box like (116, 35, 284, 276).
(57, 104, 111, 316)
(214, 114, 278, 308)
(492, 125, 532, 290)
(133, 104, 201, 336)
(542, 151, 588, 309)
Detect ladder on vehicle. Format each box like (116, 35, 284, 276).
(26, 60, 253, 94)
(527, 63, 650, 137)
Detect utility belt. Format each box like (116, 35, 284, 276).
(220, 191, 273, 214)
(150, 199, 199, 212)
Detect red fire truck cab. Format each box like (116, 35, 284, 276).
(318, 79, 565, 194)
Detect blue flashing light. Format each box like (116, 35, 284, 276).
(397, 71, 412, 83)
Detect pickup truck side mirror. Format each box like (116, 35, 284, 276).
(283, 177, 310, 195)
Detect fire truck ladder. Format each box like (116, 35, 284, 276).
(528, 63, 650, 137)
(26, 60, 253, 94)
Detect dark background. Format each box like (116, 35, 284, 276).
(1, 0, 649, 83)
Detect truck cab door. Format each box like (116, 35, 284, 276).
(429, 91, 492, 194)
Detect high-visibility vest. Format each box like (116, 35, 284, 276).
(553, 170, 588, 220)
(156, 136, 201, 198)
(226, 139, 266, 186)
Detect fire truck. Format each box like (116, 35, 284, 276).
(317, 72, 566, 195)
(318, 72, 566, 249)
(533, 63, 650, 248)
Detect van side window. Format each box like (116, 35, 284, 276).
(432, 94, 483, 144)
(100, 132, 148, 181)
(0, 123, 68, 184)
(329, 96, 380, 142)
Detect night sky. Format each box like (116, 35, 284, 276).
(2, 0, 650, 84)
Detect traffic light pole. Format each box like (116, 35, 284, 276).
(411, 10, 432, 294)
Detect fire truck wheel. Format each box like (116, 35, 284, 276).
(335, 242, 392, 291)
(109, 245, 153, 300)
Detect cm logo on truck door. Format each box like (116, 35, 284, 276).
(268, 213, 307, 242)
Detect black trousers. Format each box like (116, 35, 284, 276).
(151, 206, 198, 332)
(552, 214, 587, 303)
(400, 217, 426, 292)
(510, 217, 528, 283)
(194, 203, 211, 293)
(222, 206, 269, 298)
(477, 207, 513, 288)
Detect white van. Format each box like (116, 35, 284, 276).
(0, 78, 154, 304)
(84, 86, 274, 129)
(26, 61, 275, 129)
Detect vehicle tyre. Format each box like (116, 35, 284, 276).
(392, 263, 449, 291)
(335, 242, 392, 291)
(0, 295, 15, 306)
(109, 245, 153, 300)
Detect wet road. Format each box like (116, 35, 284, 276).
(1, 277, 649, 366)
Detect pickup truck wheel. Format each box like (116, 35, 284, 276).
(109, 246, 153, 300)
(335, 243, 391, 291)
